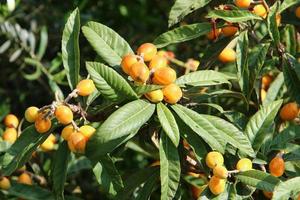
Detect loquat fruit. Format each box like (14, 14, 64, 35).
(144, 89, 164, 103)
(279, 102, 298, 121)
(149, 55, 168, 70)
(236, 158, 252, 171)
(262, 75, 273, 90)
(25, 106, 39, 123)
(152, 67, 177, 85)
(234, 0, 251, 8)
(121, 54, 138, 75)
(4, 114, 19, 128)
(55, 105, 73, 125)
(79, 125, 96, 140)
(218, 48, 236, 63)
(76, 79, 96, 96)
(206, 29, 221, 40)
(208, 176, 226, 195)
(35, 114, 52, 134)
(205, 151, 224, 169)
(68, 131, 86, 153)
(253, 4, 267, 18)
(191, 185, 205, 199)
(162, 84, 182, 104)
(269, 156, 285, 177)
(213, 165, 228, 179)
(0, 177, 11, 190)
(18, 172, 32, 185)
(129, 62, 150, 83)
(296, 7, 300, 19)
(61, 125, 75, 140)
(137, 43, 157, 62)
(40, 138, 55, 152)
(263, 191, 273, 199)
(222, 23, 238, 37)
(2, 128, 18, 144)
(261, 89, 267, 101)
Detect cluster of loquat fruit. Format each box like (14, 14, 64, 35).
(121, 43, 183, 104)
(24, 78, 97, 154)
(2, 114, 19, 144)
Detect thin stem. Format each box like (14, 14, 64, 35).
(64, 89, 78, 103)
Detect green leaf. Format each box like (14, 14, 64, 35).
(172, 104, 225, 153)
(82, 21, 133, 67)
(235, 170, 281, 192)
(8, 183, 54, 200)
(176, 70, 233, 87)
(281, 25, 297, 55)
(203, 115, 255, 157)
(86, 62, 138, 101)
(157, 103, 180, 147)
(134, 169, 159, 200)
(263, 72, 285, 106)
(270, 125, 300, 151)
(114, 167, 159, 200)
(132, 84, 163, 96)
(199, 183, 232, 200)
(37, 26, 48, 60)
(93, 155, 123, 195)
(267, 2, 280, 46)
(160, 131, 181, 200)
(249, 43, 270, 75)
(206, 10, 261, 23)
(61, 8, 80, 90)
(244, 99, 282, 152)
(283, 54, 300, 105)
(67, 157, 92, 175)
(1, 122, 60, 176)
(86, 100, 155, 160)
(279, 0, 300, 13)
(168, 0, 212, 27)
(272, 177, 300, 200)
(153, 23, 211, 48)
(51, 141, 70, 200)
(236, 31, 250, 98)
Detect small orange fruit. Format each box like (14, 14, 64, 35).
(295, 7, 300, 19)
(235, 0, 251, 8)
(262, 75, 273, 90)
(261, 89, 267, 101)
(205, 152, 224, 169)
(35, 114, 51, 134)
(222, 23, 238, 37)
(263, 191, 273, 199)
(129, 62, 150, 83)
(269, 156, 285, 177)
(162, 84, 182, 104)
(55, 105, 73, 125)
(79, 125, 96, 140)
(4, 114, 19, 128)
(76, 79, 96, 96)
(152, 67, 177, 85)
(0, 177, 11, 190)
(61, 125, 75, 140)
(253, 4, 267, 18)
(208, 176, 226, 195)
(2, 128, 18, 143)
(276, 14, 281, 26)
(121, 54, 138, 75)
(149, 55, 168, 70)
(68, 131, 86, 153)
(40, 138, 55, 152)
(279, 102, 298, 121)
(18, 172, 32, 185)
(213, 165, 228, 179)
(191, 185, 205, 199)
(218, 48, 236, 63)
(25, 106, 39, 123)
(137, 43, 157, 62)
(207, 29, 221, 40)
(144, 89, 164, 103)
(236, 158, 252, 171)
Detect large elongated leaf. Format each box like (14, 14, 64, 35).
(51, 141, 70, 200)
(86, 100, 155, 160)
(236, 31, 250, 98)
(153, 23, 211, 48)
(82, 21, 133, 67)
(244, 100, 282, 152)
(283, 54, 300, 105)
(160, 132, 181, 200)
(86, 62, 138, 101)
(270, 125, 300, 151)
(157, 103, 180, 147)
(61, 8, 80, 90)
(272, 177, 300, 200)
(1, 122, 59, 176)
(134, 169, 159, 200)
(207, 10, 261, 23)
(168, 0, 212, 27)
(172, 104, 225, 152)
(203, 115, 255, 157)
(236, 170, 281, 192)
(175, 70, 233, 87)
(263, 72, 285, 106)
(281, 25, 297, 55)
(8, 184, 54, 200)
(114, 167, 159, 200)
(93, 155, 123, 195)
(267, 2, 280, 46)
